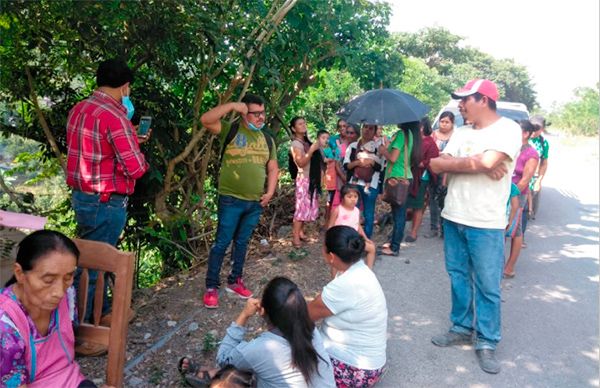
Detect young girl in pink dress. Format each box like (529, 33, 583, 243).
(327, 185, 376, 269)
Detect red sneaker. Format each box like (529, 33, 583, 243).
(226, 278, 253, 299)
(203, 288, 219, 308)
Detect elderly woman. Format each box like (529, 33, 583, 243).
(0, 230, 106, 388)
(308, 226, 388, 387)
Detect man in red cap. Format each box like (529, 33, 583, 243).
(429, 79, 521, 374)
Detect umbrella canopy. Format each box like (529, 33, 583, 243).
(337, 88, 430, 125)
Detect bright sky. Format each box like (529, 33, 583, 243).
(388, 0, 600, 110)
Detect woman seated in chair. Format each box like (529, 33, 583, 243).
(0, 230, 103, 388)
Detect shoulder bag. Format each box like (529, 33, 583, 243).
(383, 131, 410, 207)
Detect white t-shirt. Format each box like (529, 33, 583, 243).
(441, 117, 522, 229)
(343, 139, 385, 189)
(320, 260, 387, 370)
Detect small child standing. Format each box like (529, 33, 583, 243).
(319, 130, 346, 221)
(327, 184, 376, 270)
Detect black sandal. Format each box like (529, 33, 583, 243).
(178, 356, 211, 387)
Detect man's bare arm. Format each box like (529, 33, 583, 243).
(200, 102, 248, 135)
(260, 159, 279, 207)
(430, 150, 509, 180)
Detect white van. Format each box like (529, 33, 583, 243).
(432, 99, 529, 129)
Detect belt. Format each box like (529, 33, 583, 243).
(76, 190, 128, 203)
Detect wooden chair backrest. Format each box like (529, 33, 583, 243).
(73, 238, 134, 388)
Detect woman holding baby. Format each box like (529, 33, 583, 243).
(343, 124, 385, 239)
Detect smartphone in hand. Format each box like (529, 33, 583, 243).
(138, 116, 152, 136)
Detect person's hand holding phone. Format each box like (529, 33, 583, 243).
(137, 116, 152, 143)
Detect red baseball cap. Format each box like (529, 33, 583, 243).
(451, 79, 499, 102)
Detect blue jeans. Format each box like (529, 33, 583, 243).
(358, 185, 379, 238)
(443, 219, 504, 350)
(205, 195, 263, 289)
(389, 202, 408, 253)
(71, 190, 128, 321)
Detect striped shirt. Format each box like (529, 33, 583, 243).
(66, 90, 148, 195)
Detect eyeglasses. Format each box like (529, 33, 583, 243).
(247, 110, 266, 118)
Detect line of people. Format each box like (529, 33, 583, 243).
(0, 58, 551, 387)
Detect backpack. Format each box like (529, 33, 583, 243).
(288, 151, 299, 180)
(220, 120, 274, 163)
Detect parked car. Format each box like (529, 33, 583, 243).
(432, 99, 530, 129)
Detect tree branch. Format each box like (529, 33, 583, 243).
(25, 66, 66, 173)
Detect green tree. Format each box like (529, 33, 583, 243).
(548, 84, 600, 136)
(394, 27, 538, 110)
(0, 0, 397, 278)
(397, 57, 450, 117)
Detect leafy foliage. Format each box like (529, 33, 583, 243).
(0, 0, 395, 282)
(547, 84, 600, 136)
(394, 27, 538, 111)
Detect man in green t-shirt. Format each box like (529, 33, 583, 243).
(200, 94, 278, 309)
(528, 115, 550, 219)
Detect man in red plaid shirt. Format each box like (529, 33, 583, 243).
(66, 59, 149, 351)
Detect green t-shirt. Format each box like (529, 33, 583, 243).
(218, 121, 277, 201)
(385, 130, 413, 179)
(529, 136, 549, 160)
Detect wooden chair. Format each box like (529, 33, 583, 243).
(73, 239, 134, 388)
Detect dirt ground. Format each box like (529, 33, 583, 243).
(78, 199, 393, 387)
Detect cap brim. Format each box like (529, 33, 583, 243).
(450, 90, 475, 99)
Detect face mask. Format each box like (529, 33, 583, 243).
(247, 122, 264, 131)
(121, 96, 135, 120)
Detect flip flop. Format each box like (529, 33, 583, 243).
(404, 235, 417, 243)
(378, 247, 399, 256)
(503, 272, 515, 279)
(178, 357, 211, 387)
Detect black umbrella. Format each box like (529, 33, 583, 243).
(337, 88, 430, 125)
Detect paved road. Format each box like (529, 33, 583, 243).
(377, 135, 599, 387)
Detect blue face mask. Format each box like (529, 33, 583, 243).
(122, 96, 135, 120)
(247, 122, 264, 131)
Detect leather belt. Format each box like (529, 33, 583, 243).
(76, 190, 128, 203)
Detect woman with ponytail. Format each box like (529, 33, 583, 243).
(289, 116, 325, 248)
(214, 277, 335, 387)
(308, 226, 388, 387)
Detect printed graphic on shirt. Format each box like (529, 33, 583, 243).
(219, 125, 273, 201)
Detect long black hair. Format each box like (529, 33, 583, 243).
(288, 117, 323, 202)
(520, 119, 537, 140)
(261, 277, 325, 384)
(420, 117, 433, 136)
(399, 121, 423, 169)
(210, 365, 256, 387)
(5, 230, 79, 287)
(324, 225, 365, 264)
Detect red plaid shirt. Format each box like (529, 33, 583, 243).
(66, 90, 148, 195)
